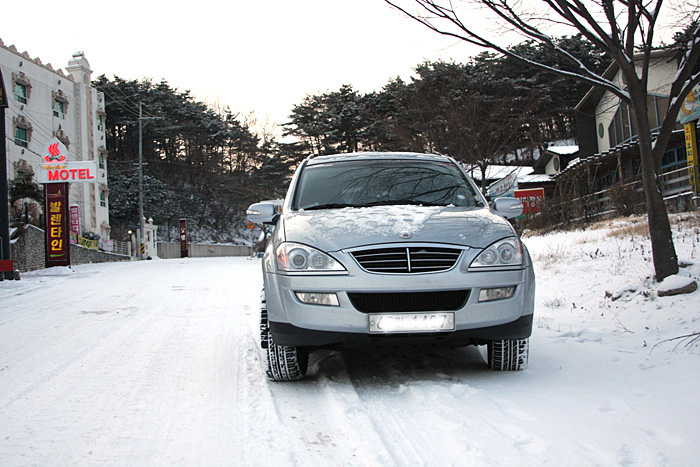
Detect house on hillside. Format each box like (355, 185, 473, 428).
(1, 39, 111, 245)
(554, 49, 699, 218)
(471, 141, 577, 208)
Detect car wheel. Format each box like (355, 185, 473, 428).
(488, 338, 529, 371)
(260, 288, 308, 381)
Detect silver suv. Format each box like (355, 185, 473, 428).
(247, 152, 535, 381)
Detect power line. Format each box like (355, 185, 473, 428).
(95, 81, 159, 119)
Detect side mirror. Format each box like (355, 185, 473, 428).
(493, 197, 524, 219)
(247, 202, 278, 225)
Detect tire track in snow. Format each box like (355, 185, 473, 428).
(261, 350, 394, 466)
(339, 347, 493, 466)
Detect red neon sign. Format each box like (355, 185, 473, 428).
(44, 142, 67, 163)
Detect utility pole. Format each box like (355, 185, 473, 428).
(138, 102, 145, 260)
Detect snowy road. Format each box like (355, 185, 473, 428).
(1, 219, 699, 466)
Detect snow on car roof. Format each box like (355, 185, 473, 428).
(306, 152, 452, 165)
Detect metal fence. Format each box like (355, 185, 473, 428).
(529, 164, 699, 228)
(112, 240, 131, 257)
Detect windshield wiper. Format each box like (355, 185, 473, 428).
(302, 200, 449, 210)
(302, 203, 361, 211)
(363, 200, 446, 207)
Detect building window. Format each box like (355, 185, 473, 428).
(100, 190, 107, 207)
(12, 116, 32, 147)
(607, 95, 670, 148)
(14, 82, 28, 104)
(97, 114, 104, 131)
(99, 152, 105, 169)
(12, 72, 32, 104)
(53, 100, 65, 119)
(15, 127, 28, 147)
(52, 90, 68, 119)
(661, 146, 687, 172)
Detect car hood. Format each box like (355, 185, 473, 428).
(281, 205, 516, 252)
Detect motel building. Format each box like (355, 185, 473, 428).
(1, 39, 111, 249)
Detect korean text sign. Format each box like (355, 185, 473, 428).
(44, 183, 70, 267)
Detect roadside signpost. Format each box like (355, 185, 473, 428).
(39, 137, 98, 268)
(180, 218, 188, 258)
(44, 182, 70, 267)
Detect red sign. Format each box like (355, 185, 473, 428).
(46, 167, 95, 182)
(70, 205, 81, 244)
(44, 142, 67, 162)
(514, 188, 545, 216)
(44, 183, 70, 267)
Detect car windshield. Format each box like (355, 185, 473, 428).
(293, 159, 484, 210)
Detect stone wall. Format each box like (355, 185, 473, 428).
(157, 242, 253, 259)
(10, 225, 45, 272)
(10, 224, 129, 272)
(70, 242, 130, 267)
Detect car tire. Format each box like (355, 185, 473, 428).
(488, 338, 529, 371)
(260, 288, 269, 349)
(260, 288, 308, 381)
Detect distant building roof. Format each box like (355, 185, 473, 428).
(547, 145, 579, 155)
(468, 165, 534, 182)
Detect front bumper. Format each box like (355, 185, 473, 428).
(263, 247, 535, 349)
(270, 314, 533, 349)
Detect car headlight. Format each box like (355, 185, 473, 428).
(276, 243, 346, 273)
(470, 238, 523, 268)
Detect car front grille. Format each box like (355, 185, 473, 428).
(350, 247, 462, 274)
(347, 290, 470, 313)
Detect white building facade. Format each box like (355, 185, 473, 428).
(592, 51, 679, 154)
(1, 39, 110, 242)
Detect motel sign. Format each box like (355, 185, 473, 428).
(39, 138, 98, 267)
(37, 139, 97, 184)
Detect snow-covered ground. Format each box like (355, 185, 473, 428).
(1, 213, 698, 466)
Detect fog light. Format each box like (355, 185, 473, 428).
(295, 292, 340, 306)
(479, 287, 516, 302)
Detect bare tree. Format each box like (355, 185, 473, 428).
(385, 0, 700, 281)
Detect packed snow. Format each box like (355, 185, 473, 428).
(1, 213, 699, 466)
(306, 205, 444, 238)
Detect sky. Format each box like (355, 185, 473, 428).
(3, 0, 687, 134)
(2, 0, 481, 132)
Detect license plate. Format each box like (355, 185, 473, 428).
(368, 313, 455, 334)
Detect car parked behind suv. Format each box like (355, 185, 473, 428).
(247, 152, 535, 381)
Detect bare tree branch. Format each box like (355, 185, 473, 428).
(385, 0, 631, 100)
(385, 0, 700, 282)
